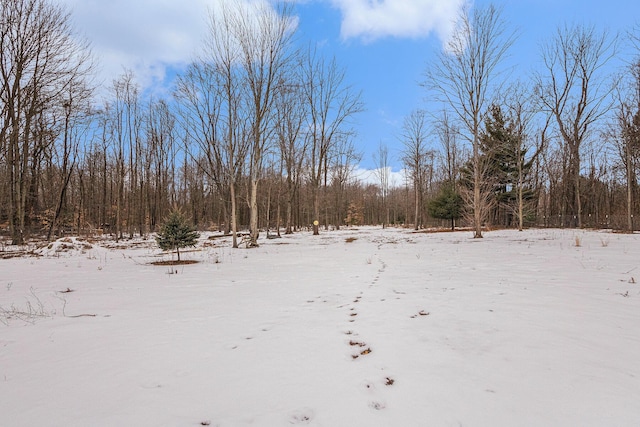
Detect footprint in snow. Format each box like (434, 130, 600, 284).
(410, 310, 430, 318)
(259, 323, 274, 332)
(369, 401, 386, 411)
(352, 347, 372, 359)
(289, 408, 315, 424)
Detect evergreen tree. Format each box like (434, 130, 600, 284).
(156, 210, 200, 261)
(428, 184, 464, 230)
(480, 105, 520, 200)
(467, 104, 535, 227)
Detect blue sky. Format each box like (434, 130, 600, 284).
(57, 0, 639, 173)
(292, 0, 639, 171)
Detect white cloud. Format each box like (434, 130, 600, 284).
(353, 166, 408, 187)
(55, 0, 211, 93)
(55, 0, 292, 98)
(51, 0, 464, 99)
(330, 0, 466, 43)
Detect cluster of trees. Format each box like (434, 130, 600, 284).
(1, 0, 639, 248)
(416, 4, 640, 237)
(1, 0, 364, 247)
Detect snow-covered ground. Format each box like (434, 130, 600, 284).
(1, 227, 639, 426)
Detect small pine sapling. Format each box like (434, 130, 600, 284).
(156, 210, 200, 261)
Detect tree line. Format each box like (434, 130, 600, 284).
(1, 0, 639, 247)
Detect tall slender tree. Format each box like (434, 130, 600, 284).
(274, 64, 308, 234)
(608, 61, 640, 232)
(204, 1, 249, 247)
(502, 83, 546, 231)
(372, 143, 390, 228)
(535, 23, 616, 228)
(425, 3, 516, 238)
(400, 109, 430, 230)
(47, 82, 93, 240)
(232, 0, 296, 247)
(302, 47, 364, 235)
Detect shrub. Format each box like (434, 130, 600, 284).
(156, 210, 200, 261)
(344, 202, 364, 226)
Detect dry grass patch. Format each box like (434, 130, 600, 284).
(345, 237, 358, 243)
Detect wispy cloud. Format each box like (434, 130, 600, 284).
(330, 0, 466, 43)
(378, 109, 400, 128)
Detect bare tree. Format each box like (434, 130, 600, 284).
(501, 83, 547, 231)
(47, 81, 93, 240)
(436, 110, 464, 187)
(176, 62, 235, 244)
(302, 47, 364, 235)
(535, 23, 617, 228)
(400, 110, 430, 230)
(231, 0, 295, 247)
(1, 0, 94, 244)
(372, 143, 391, 228)
(144, 98, 178, 233)
(274, 64, 308, 234)
(329, 135, 361, 229)
(177, 0, 291, 248)
(203, 2, 250, 247)
(108, 71, 141, 241)
(607, 61, 640, 232)
(425, 3, 516, 238)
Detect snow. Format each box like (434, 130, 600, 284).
(1, 227, 639, 426)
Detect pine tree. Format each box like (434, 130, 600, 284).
(428, 184, 464, 230)
(461, 104, 535, 227)
(480, 105, 520, 200)
(156, 210, 200, 261)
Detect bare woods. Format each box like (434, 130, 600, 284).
(1, 0, 639, 247)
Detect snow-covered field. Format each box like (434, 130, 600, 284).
(1, 227, 639, 426)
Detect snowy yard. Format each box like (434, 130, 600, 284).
(1, 227, 639, 426)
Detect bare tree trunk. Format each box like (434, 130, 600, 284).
(249, 175, 260, 246)
(473, 123, 483, 238)
(414, 180, 420, 230)
(574, 144, 583, 229)
(312, 186, 320, 235)
(627, 142, 634, 231)
(230, 181, 239, 248)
